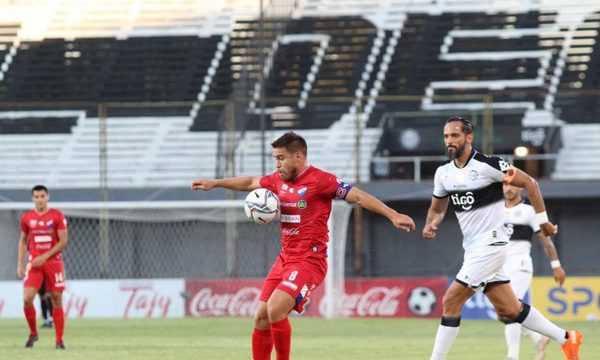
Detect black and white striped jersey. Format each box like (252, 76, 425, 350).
(504, 201, 540, 257)
(433, 150, 511, 249)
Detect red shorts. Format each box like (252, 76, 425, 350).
(24, 260, 66, 292)
(259, 254, 327, 314)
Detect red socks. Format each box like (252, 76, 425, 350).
(270, 317, 292, 360)
(24, 306, 37, 336)
(53, 308, 65, 343)
(252, 328, 273, 360)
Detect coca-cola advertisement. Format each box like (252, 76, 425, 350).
(310, 278, 446, 318)
(186, 279, 262, 317)
(185, 277, 446, 318)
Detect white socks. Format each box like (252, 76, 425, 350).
(430, 324, 460, 360)
(519, 305, 567, 345)
(505, 323, 521, 359)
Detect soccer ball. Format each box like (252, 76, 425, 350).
(407, 286, 437, 316)
(244, 188, 279, 224)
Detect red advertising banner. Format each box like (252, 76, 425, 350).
(186, 279, 263, 317)
(185, 277, 447, 318)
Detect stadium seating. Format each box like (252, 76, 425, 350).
(0, 0, 599, 187)
(552, 123, 600, 180)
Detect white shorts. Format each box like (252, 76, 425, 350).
(503, 254, 533, 299)
(456, 243, 510, 292)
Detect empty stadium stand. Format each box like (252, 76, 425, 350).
(0, 0, 599, 188)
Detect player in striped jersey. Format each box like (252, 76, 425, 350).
(422, 117, 582, 360)
(502, 183, 566, 360)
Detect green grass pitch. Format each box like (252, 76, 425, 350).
(0, 318, 596, 359)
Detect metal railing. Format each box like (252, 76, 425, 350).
(372, 153, 560, 182)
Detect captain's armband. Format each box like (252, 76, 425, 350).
(502, 165, 518, 184)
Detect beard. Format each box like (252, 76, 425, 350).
(279, 167, 298, 182)
(446, 144, 466, 160)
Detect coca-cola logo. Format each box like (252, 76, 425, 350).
(189, 287, 260, 317)
(319, 286, 402, 317)
(63, 293, 88, 318)
(121, 285, 172, 318)
(282, 228, 300, 236)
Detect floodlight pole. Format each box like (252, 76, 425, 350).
(98, 103, 110, 279)
(483, 94, 494, 154)
(353, 99, 363, 274)
(259, 0, 267, 175)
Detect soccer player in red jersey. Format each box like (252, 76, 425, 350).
(192, 131, 415, 360)
(17, 185, 68, 349)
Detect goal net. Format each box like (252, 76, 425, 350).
(0, 200, 352, 318)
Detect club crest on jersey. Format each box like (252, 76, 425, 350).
(468, 170, 478, 181)
(297, 200, 307, 209)
(499, 160, 510, 172)
(298, 187, 307, 196)
(47, 220, 54, 227)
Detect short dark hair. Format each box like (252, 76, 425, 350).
(271, 131, 307, 156)
(31, 184, 48, 194)
(446, 116, 473, 134)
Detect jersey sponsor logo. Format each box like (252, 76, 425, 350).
(38, 221, 45, 226)
(281, 214, 301, 223)
(29, 220, 37, 227)
(280, 202, 297, 207)
(298, 187, 307, 196)
(450, 191, 475, 210)
(282, 228, 300, 236)
(34, 235, 52, 243)
(297, 200, 307, 209)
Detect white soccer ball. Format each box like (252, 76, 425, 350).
(244, 188, 279, 224)
(407, 286, 437, 316)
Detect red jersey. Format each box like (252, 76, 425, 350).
(260, 165, 352, 259)
(21, 208, 67, 262)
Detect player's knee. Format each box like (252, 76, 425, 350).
(254, 309, 269, 329)
(23, 297, 35, 307)
(494, 303, 520, 319)
(441, 293, 462, 314)
(266, 299, 291, 323)
(50, 293, 63, 308)
(23, 292, 36, 306)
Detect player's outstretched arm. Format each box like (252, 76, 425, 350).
(17, 231, 27, 278)
(191, 177, 261, 192)
(422, 196, 449, 240)
(504, 167, 557, 237)
(345, 187, 415, 232)
(536, 232, 566, 286)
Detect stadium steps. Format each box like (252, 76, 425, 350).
(234, 125, 380, 182)
(552, 124, 600, 180)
